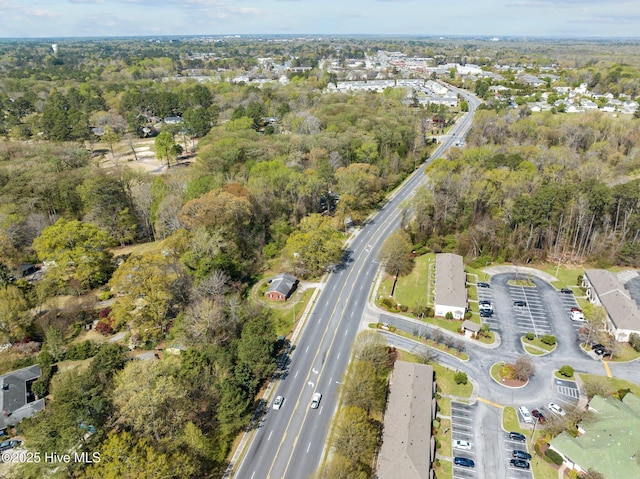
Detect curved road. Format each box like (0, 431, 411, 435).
(232, 87, 482, 479)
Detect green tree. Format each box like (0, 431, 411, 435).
(559, 365, 574, 378)
(342, 360, 386, 415)
(32, 219, 115, 290)
(0, 285, 31, 342)
(283, 214, 344, 278)
(236, 312, 277, 393)
(108, 251, 186, 340)
(113, 358, 188, 441)
(101, 126, 121, 164)
(333, 406, 378, 467)
(454, 371, 468, 385)
(377, 229, 414, 296)
(155, 130, 179, 168)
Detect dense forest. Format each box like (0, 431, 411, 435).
(0, 36, 640, 478)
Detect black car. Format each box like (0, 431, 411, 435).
(454, 457, 475, 468)
(477, 282, 490, 288)
(510, 459, 530, 469)
(513, 300, 527, 307)
(508, 431, 526, 442)
(480, 309, 493, 318)
(513, 450, 532, 460)
(560, 287, 573, 294)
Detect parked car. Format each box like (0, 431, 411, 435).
(0, 440, 17, 451)
(453, 439, 472, 450)
(477, 282, 490, 288)
(532, 409, 545, 423)
(454, 457, 475, 468)
(273, 395, 284, 410)
(310, 392, 322, 409)
(513, 450, 532, 460)
(548, 402, 566, 416)
(513, 300, 527, 307)
(510, 459, 530, 469)
(571, 310, 586, 322)
(508, 431, 526, 442)
(593, 346, 611, 356)
(480, 309, 493, 318)
(518, 406, 533, 424)
(560, 288, 573, 294)
(479, 300, 492, 310)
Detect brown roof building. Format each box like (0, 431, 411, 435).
(376, 361, 436, 479)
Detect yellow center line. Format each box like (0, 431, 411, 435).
(477, 397, 504, 409)
(602, 360, 612, 377)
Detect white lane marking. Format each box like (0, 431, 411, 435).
(307, 442, 311, 453)
(319, 406, 323, 415)
(337, 352, 340, 359)
(344, 329, 349, 336)
(308, 381, 314, 388)
(251, 472, 256, 479)
(306, 346, 310, 352)
(294, 370, 299, 378)
(312, 368, 319, 374)
(268, 430, 273, 441)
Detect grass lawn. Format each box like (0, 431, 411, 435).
(268, 289, 315, 337)
(111, 240, 161, 257)
(437, 417, 451, 458)
(579, 373, 640, 397)
(535, 262, 585, 289)
(389, 328, 470, 361)
(522, 336, 557, 352)
(532, 455, 561, 479)
(503, 406, 525, 433)
(432, 362, 473, 397)
(524, 345, 547, 356)
(611, 342, 640, 362)
(377, 253, 435, 308)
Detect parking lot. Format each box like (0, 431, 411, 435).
(451, 402, 477, 478)
(508, 283, 554, 337)
(503, 432, 534, 479)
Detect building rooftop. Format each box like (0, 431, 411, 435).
(377, 361, 434, 479)
(0, 364, 44, 430)
(266, 273, 298, 296)
(435, 253, 467, 309)
(585, 269, 640, 332)
(550, 394, 640, 479)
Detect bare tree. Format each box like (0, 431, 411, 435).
(512, 355, 535, 381)
(193, 269, 231, 301)
(432, 329, 443, 345)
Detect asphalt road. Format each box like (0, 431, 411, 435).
(232, 88, 482, 479)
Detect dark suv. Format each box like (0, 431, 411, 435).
(454, 457, 475, 468)
(508, 431, 526, 442)
(510, 459, 530, 469)
(560, 287, 573, 294)
(513, 450, 532, 460)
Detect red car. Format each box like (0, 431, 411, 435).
(531, 409, 545, 423)
(570, 307, 582, 313)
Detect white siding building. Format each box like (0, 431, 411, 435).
(434, 253, 467, 319)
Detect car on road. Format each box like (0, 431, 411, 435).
(273, 395, 284, 410)
(560, 287, 573, 294)
(454, 457, 475, 468)
(477, 282, 490, 288)
(508, 431, 527, 442)
(548, 402, 566, 416)
(513, 300, 527, 307)
(513, 450, 532, 460)
(510, 459, 530, 469)
(453, 439, 472, 450)
(532, 409, 545, 423)
(310, 392, 322, 409)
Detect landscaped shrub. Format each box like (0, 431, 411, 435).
(454, 371, 468, 385)
(559, 365, 574, 378)
(399, 304, 408, 312)
(525, 332, 535, 341)
(630, 333, 640, 352)
(380, 297, 398, 311)
(545, 448, 564, 465)
(541, 335, 557, 346)
(65, 340, 100, 361)
(427, 308, 435, 317)
(445, 311, 454, 319)
(95, 320, 114, 335)
(464, 311, 472, 319)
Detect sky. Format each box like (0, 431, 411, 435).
(1, 0, 639, 38)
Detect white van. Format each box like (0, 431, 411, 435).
(518, 406, 533, 424)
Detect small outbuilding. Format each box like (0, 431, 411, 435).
(265, 273, 298, 301)
(461, 320, 480, 338)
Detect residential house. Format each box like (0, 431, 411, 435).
(434, 253, 467, 319)
(549, 394, 640, 479)
(265, 273, 298, 301)
(0, 365, 44, 432)
(582, 269, 640, 342)
(376, 361, 436, 479)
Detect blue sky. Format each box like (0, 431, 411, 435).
(2, 0, 639, 38)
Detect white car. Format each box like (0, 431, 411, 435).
(453, 439, 472, 450)
(310, 392, 322, 409)
(570, 310, 585, 322)
(273, 395, 284, 410)
(548, 402, 566, 416)
(518, 406, 533, 424)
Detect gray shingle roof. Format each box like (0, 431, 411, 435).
(266, 273, 298, 297)
(585, 269, 640, 332)
(377, 361, 434, 479)
(0, 364, 44, 430)
(435, 253, 467, 309)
